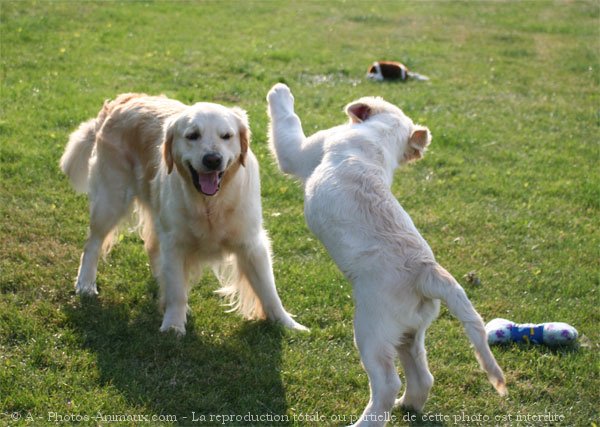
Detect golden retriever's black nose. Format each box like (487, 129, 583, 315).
(203, 153, 223, 170)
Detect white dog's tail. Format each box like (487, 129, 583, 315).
(214, 254, 267, 321)
(60, 118, 98, 193)
(421, 264, 507, 396)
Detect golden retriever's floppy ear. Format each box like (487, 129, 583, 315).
(163, 118, 175, 174)
(405, 125, 431, 162)
(345, 101, 372, 124)
(231, 107, 251, 167)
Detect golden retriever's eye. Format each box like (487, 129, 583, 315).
(221, 133, 232, 140)
(186, 130, 200, 140)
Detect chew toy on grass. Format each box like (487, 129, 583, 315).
(485, 318, 578, 346)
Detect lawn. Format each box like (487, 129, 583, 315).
(1, 1, 598, 426)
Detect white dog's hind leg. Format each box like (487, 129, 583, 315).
(396, 328, 434, 412)
(352, 305, 401, 427)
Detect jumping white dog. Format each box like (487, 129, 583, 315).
(267, 84, 506, 426)
(61, 93, 306, 334)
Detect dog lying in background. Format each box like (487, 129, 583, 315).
(367, 60, 429, 81)
(267, 83, 505, 426)
(61, 93, 306, 334)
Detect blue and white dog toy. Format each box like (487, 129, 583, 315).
(486, 318, 578, 346)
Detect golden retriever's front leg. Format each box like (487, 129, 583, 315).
(75, 237, 101, 296)
(158, 245, 189, 335)
(235, 232, 309, 331)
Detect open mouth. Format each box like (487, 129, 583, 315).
(188, 164, 224, 196)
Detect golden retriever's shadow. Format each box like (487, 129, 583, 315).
(66, 289, 290, 424)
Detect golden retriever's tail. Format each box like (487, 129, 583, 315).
(214, 255, 267, 320)
(60, 96, 131, 193)
(60, 118, 98, 193)
(421, 264, 507, 396)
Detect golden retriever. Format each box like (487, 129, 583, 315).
(267, 83, 505, 426)
(61, 93, 307, 334)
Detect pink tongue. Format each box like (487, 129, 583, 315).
(198, 172, 220, 196)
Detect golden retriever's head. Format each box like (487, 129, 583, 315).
(345, 97, 431, 165)
(163, 103, 250, 196)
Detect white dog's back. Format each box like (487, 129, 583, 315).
(305, 144, 431, 275)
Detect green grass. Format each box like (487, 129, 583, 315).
(1, 1, 598, 426)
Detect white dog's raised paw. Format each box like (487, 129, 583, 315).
(267, 83, 295, 116)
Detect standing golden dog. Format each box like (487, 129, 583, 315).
(61, 93, 306, 334)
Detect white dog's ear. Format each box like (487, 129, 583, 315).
(231, 107, 251, 167)
(345, 101, 372, 123)
(405, 125, 431, 162)
(163, 118, 175, 174)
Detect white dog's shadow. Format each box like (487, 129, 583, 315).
(65, 284, 288, 421)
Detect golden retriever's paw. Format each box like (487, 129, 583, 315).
(159, 322, 186, 336)
(267, 83, 295, 117)
(160, 308, 187, 336)
(279, 314, 310, 332)
(75, 280, 98, 296)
